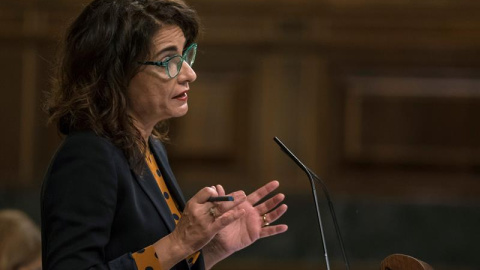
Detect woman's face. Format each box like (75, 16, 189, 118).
(128, 25, 197, 130)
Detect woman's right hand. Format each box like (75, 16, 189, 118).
(152, 186, 247, 269)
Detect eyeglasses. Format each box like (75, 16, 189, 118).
(138, 43, 197, 78)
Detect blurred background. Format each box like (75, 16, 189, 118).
(1, 0, 480, 269)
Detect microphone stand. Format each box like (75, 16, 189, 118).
(274, 137, 350, 270)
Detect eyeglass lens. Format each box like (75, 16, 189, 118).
(167, 45, 196, 78)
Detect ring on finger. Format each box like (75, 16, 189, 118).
(262, 213, 270, 227)
(209, 207, 217, 218)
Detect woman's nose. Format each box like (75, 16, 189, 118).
(178, 61, 197, 83)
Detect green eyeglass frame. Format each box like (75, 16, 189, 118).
(138, 43, 197, 78)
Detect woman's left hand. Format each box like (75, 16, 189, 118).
(202, 180, 288, 268)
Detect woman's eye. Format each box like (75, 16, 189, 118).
(160, 56, 173, 62)
(161, 54, 180, 62)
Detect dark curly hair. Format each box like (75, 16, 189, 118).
(45, 0, 199, 172)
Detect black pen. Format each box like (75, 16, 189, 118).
(207, 196, 234, 202)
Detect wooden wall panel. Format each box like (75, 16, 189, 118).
(17, 46, 38, 185)
(0, 47, 23, 187)
(251, 54, 326, 193)
(1, 0, 480, 198)
(344, 76, 480, 166)
(329, 66, 480, 201)
(33, 44, 62, 183)
(170, 72, 244, 160)
(0, 1, 75, 187)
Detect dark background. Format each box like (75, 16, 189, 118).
(1, 0, 479, 269)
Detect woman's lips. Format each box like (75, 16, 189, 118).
(173, 91, 188, 100)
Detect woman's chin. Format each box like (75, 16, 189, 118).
(171, 106, 189, 118)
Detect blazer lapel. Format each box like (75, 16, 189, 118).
(133, 159, 176, 232)
(149, 138, 187, 211)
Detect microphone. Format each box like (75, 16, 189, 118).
(273, 137, 350, 270)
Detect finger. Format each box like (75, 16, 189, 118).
(259, 224, 288, 238)
(192, 186, 218, 204)
(213, 190, 247, 214)
(255, 193, 285, 215)
(211, 209, 246, 230)
(214, 185, 247, 205)
(247, 180, 280, 205)
(215, 184, 225, 196)
(263, 204, 288, 224)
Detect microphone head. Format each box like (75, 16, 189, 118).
(273, 137, 309, 172)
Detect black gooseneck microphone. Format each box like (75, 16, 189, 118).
(273, 137, 350, 270)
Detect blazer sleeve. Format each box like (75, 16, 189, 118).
(41, 133, 136, 270)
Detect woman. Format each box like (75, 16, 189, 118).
(0, 209, 42, 270)
(41, 0, 288, 269)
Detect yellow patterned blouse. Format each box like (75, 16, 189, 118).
(131, 148, 200, 269)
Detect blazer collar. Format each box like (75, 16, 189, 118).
(149, 138, 187, 210)
(138, 138, 202, 270)
(132, 137, 186, 232)
(135, 163, 176, 232)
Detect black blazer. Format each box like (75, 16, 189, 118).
(41, 131, 205, 270)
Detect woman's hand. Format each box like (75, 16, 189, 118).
(152, 186, 247, 269)
(202, 180, 288, 268)
(172, 186, 248, 254)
